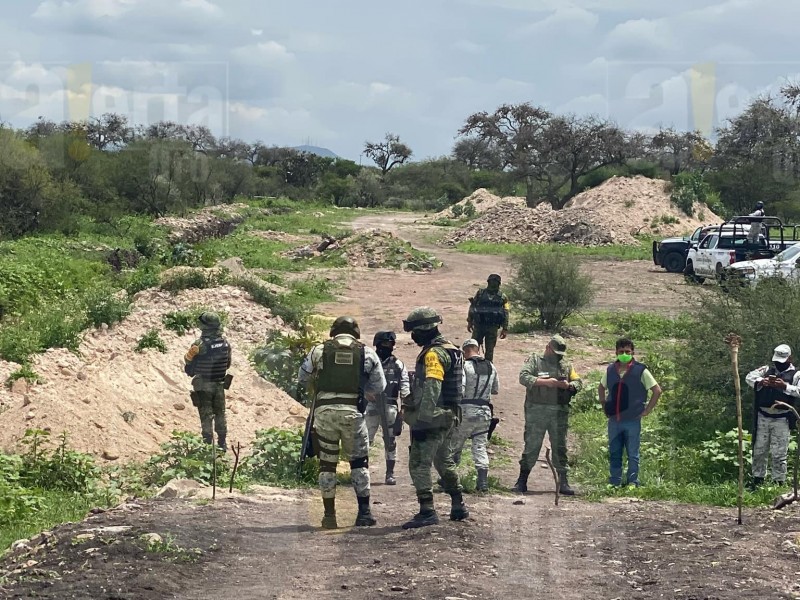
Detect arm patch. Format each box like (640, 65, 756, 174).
(424, 351, 445, 381)
(184, 344, 200, 362)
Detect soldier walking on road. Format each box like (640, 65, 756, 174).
(297, 316, 386, 529)
(745, 344, 800, 490)
(183, 312, 232, 451)
(366, 331, 411, 486)
(513, 335, 582, 496)
(467, 274, 509, 362)
(401, 307, 469, 529)
(450, 339, 499, 493)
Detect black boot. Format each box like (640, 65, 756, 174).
(449, 491, 469, 521)
(559, 473, 575, 496)
(202, 432, 212, 445)
(385, 460, 396, 486)
(747, 476, 764, 492)
(512, 467, 531, 493)
(402, 495, 439, 529)
(217, 435, 227, 452)
(476, 468, 489, 493)
(321, 497, 337, 529)
(354, 495, 377, 526)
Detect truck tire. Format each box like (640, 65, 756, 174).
(684, 260, 705, 284)
(663, 252, 685, 273)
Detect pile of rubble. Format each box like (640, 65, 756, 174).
(283, 230, 441, 271)
(155, 204, 250, 244)
(434, 188, 525, 220)
(443, 176, 723, 246)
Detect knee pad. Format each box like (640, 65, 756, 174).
(349, 456, 369, 470)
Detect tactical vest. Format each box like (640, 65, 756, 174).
(194, 335, 230, 382)
(604, 361, 648, 420)
(316, 338, 365, 405)
(414, 340, 463, 410)
(755, 366, 797, 418)
(525, 355, 573, 406)
(463, 356, 493, 406)
(382, 356, 403, 406)
(473, 289, 506, 327)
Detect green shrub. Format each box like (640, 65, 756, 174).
(144, 431, 238, 487)
(135, 329, 168, 353)
(507, 249, 594, 330)
(252, 330, 318, 399)
(6, 364, 42, 388)
(83, 287, 131, 327)
(463, 200, 476, 218)
(451, 204, 464, 218)
(124, 261, 161, 295)
(670, 171, 714, 217)
(19, 430, 100, 493)
(232, 276, 305, 328)
(160, 269, 229, 294)
(245, 428, 318, 486)
(162, 308, 227, 336)
(0, 479, 43, 527)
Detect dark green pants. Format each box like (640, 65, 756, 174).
(473, 325, 500, 362)
(409, 416, 461, 498)
(194, 383, 226, 444)
(519, 403, 569, 477)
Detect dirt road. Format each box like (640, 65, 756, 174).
(3, 214, 799, 600)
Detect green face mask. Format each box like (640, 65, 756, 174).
(617, 353, 633, 364)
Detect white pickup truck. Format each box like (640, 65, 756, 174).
(684, 227, 770, 282)
(724, 242, 800, 286)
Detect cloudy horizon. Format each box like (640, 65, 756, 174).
(1, 0, 798, 161)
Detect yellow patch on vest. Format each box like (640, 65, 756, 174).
(424, 351, 445, 381)
(184, 344, 200, 362)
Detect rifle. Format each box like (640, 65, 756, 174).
(297, 383, 317, 477)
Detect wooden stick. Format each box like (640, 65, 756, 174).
(725, 333, 744, 525)
(229, 442, 242, 493)
(545, 448, 560, 507)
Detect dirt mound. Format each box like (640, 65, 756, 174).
(155, 204, 251, 244)
(283, 230, 442, 271)
(434, 188, 525, 219)
(443, 176, 723, 246)
(0, 286, 306, 462)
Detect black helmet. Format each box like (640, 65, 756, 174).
(487, 273, 501, 283)
(756, 201, 765, 209)
(373, 331, 396, 346)
(330, 316, 360, 339)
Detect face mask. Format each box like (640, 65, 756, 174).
(774, 360, 791, 372)
(376, 346, 393, 360)
(411, 329, 437, 347)
(487, 283, 499, 293)
(617, 353, 633, 364)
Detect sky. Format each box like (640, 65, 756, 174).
(0, 0, 798, 161)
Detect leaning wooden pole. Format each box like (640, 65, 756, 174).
(725, 333, 744, 525)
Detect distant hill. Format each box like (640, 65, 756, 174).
(293, 145, 338, 158)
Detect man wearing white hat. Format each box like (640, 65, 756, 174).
(745, 343, 800, 490)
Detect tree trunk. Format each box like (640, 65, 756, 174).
(525, 176, 537, 208)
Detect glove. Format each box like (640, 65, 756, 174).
(392, 413, 404, 436)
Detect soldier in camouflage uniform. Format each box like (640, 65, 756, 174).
(401, 307, 469, 529)
(183, 312, 232, 451)
(467, 274, 509, 362)
(366, 331, 411, 486)
(450, 339, 499, 493)
(513, 335, 582, 496)
(297, 316, 386, 529)
(745, 344, 800, 489)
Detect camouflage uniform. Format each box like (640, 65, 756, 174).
(450, 345, 499, 491)
(298, 318, 386, 528)
(514, 336, 582, 494)
(183, 313, 232, 450)
(402, 307, 468, 529)
(467, 275, 509, 363)
(745, 351, 800, 486)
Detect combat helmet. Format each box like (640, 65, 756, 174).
(198, 311, 221, 331)
(373, 331, 397, 346)
(330, 316, 361, 339)
(403, 307, 442, 332)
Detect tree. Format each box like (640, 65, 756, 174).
(85, 113, 133, 151)
(459, 103, 551, 207)
(649, 127, 713, 175)
(459, 104, 628, 208)
(363, 133, 412, 177)
(452, 136, 503, 170)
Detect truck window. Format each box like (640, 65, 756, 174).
(700, 234, 719, 249)
(690, 227, 701, 243)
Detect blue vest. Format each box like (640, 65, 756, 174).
(604, 361, 648, 421)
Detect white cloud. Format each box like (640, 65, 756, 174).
(178, 0, 220, 16)
(231, 41, 294, 65)
(604, 18, 675, 57)
(515, 6, 599, 38)
(452, 40, 485, 55)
